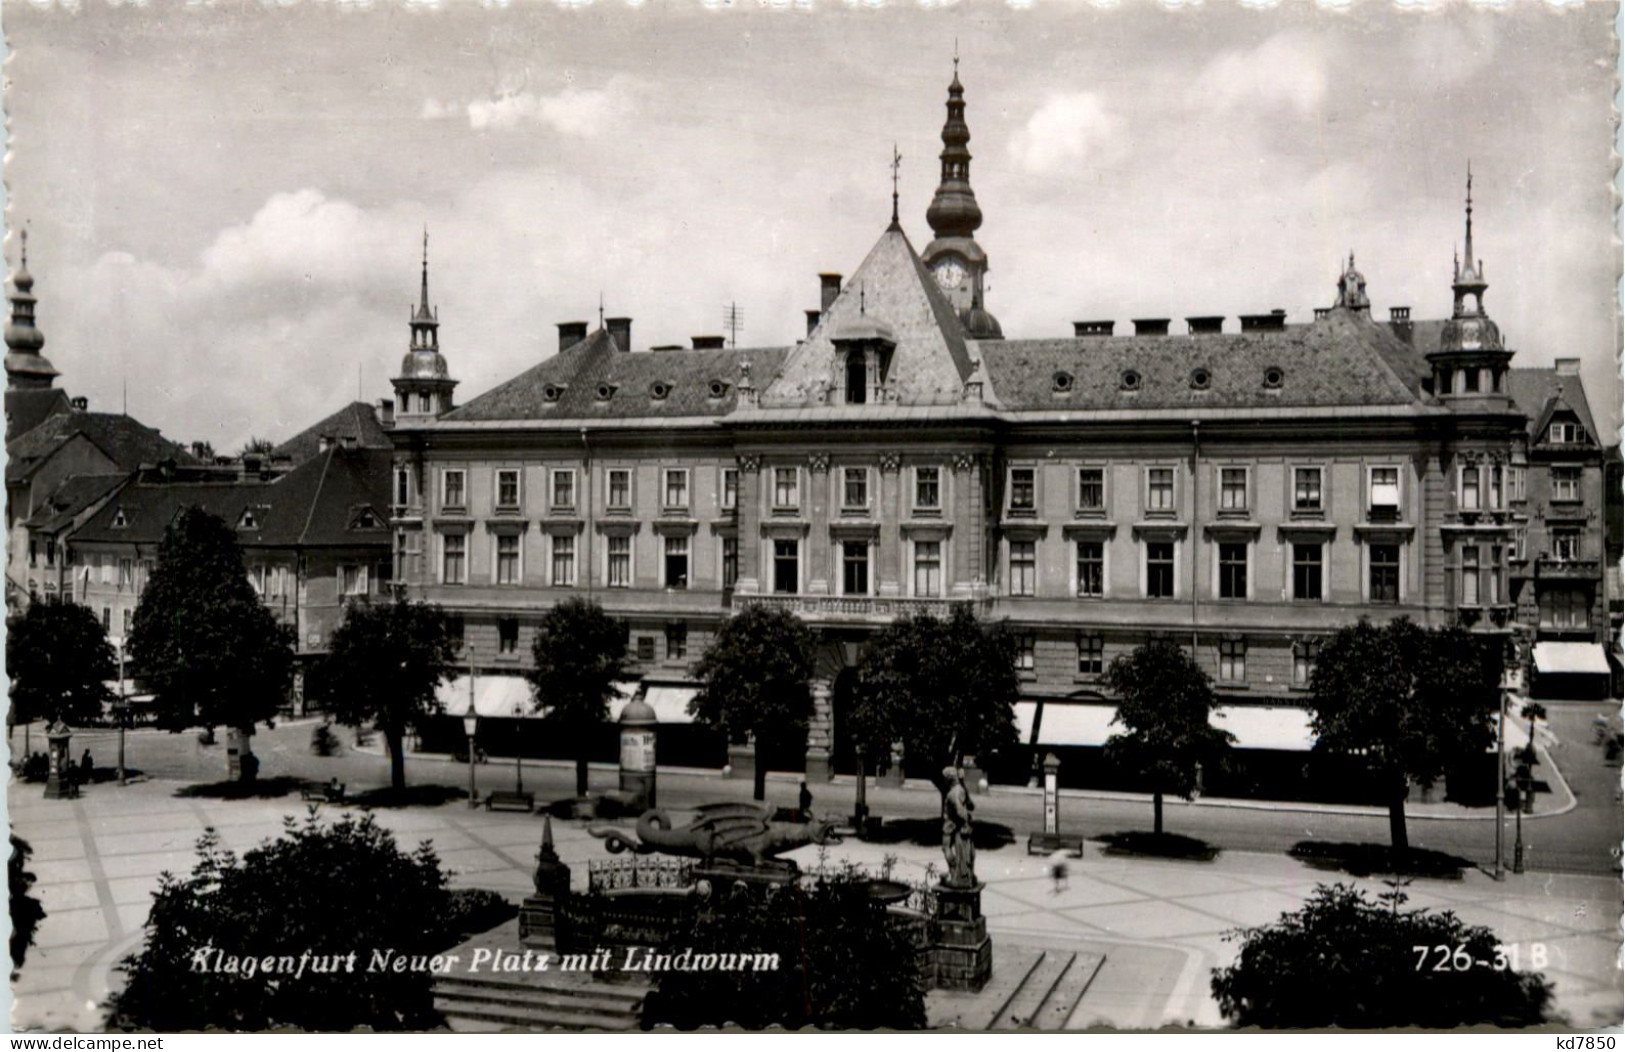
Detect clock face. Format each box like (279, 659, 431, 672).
(933, 258, 967, 290)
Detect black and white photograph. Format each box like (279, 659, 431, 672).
(3, 0, 1621, 1036)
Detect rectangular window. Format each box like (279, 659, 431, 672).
(268, 565, 285, 598)
(1076, 540, 1104, 598)
(665, 622, 688, 661)
(914, 540, 942, 597)
(1463, 368, 1481, 393)
(722, 537, 739, 589)
(1016, 635, 1036, 674)
(1009, 540, 1036, 597)
(1543, 589, 1591, 629)
(1293, 542, 1323, 601)
(1218, 542, 1248, 600)
(442, 469, 466, 510)
(1550, 422, 1577, 444)
(119, 558, 135, 587)
(395, 468, 410, 508)
(721, 468, 739, 510)
(1077, 467, 1105, 512)
(442, 534, 466, 585)
(636, 636, 657, 662)
(102, 607, 111, 632)
(341, 564, 369, 596)
(1077, 633, 1104, 676)
(1220, 468, 1248, 512)
(1461, 545, 1481, 605)
(773, 468, 798, 509)
(843, 468, 869, 511)
(1009, 468, 1036, 513)
(1460, 466, 1480, 511)
(1489, 465, 1503, 509)
(496, 534, 520, 585)
(1146, 541, 1175, 598)
(1369, 466, 1400, 512)
(1488, 545, 1503, 605)
(247, 565, 264, 596)
(1219, 639, 1246, 683)
(1293, 640, 1320, 686)
(499, 617, 518, 655)
(496, 469, 521, 509)
(551, 534, 575, 587)
(1508, 466, 1526, 502)
(1552, 530, 1581, 562)
(664, 469, 689, 510)
(773, 539, 799, 594)
(915, 467, 941, 511)
(1552, 466, 1581, 502)
(1293, 467, 1323, 512)
(1512, 527, 1528, 561)
(607, 468, 632, 510)
(551, 469, 575, 510)
(1147, 468, 1175, 512)
(607, 535, 631, 587)
(45, 539, 55, 567)
(122, 608, 132, 637)
(1369, 544, 1400, 604)
(842, 541, 870, 596)
(664, 536, 689, 589)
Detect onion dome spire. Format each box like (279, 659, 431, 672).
(6, 229, 60, 391)
(925, 56, 982, 240)
(409, 227, 439, 350)
(1452, 166, 1488, 314)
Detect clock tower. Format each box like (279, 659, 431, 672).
(923, 60, 1002, 340)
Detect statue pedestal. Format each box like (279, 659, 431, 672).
(931, 880, 991, 991)
(518, 818, 573, 951)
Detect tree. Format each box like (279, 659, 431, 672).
(1308, 617, 1500, 855)
(6, 601, 117, 726)
(642, 874, 925, 1031)
(320, 598, 462, 794)
(1520, 700, 1548, 765)
(526, 597, 630, 798)
(126, 507, 295, 778)
(1211, 882, 1554, 1028)
(1103, 638, 1233, 836)
(690, 604, 816, 801)
(107, 813, 455, 1031)
(849, 606, 1020, 792)
(239, 436, 275, 458)
(10, 835, 45, 975)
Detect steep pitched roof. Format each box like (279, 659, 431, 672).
(444, 327, 789, 423)
(271, 402, 391, 465)
(22, 473, 128, 533)
(763, 225, 975, 407)
(5, 388, 71, 442)
(1508, 368, 1600, 442)
(71, 446, 391, 549)
(982, 308, 1423, 412)
(6, 409, 194, 484)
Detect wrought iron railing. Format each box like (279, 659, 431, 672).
(747, 594, 984, 621)
(587, 856, 695, 893)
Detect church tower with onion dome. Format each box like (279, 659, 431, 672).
(392, 230, 458, 425)
(921, 58, 1002, 340)
(5, 231, 60, 392)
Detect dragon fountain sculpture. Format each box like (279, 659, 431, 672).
(588, 802, 841, 866)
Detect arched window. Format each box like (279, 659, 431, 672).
(846, 353, 868, 405)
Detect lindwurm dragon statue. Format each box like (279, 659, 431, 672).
(588, 802, 842, 866)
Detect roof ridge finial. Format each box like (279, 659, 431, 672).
(889, 144, 902, 230)
(1463, 163, 1475, 274)
(419, 226, 430, 314)
(598, 292, 605, 329)
(20, 228, 28, 271)
(860, 282, 866, 315)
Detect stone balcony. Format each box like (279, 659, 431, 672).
(1534, 557, 1602, 581)
(743, 593, 988, 624)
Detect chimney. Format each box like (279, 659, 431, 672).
(1239, 312, 1287, 333)
(241, 454, 263, 480)
(606, 317, 632, 352)
(1186, 316, 1225, 335)
(374, 398, 395, 428)
(1555, 358, 1581, 377)
(1072, 320, 1115, 338)
(1389, 306, 1411, 322)
(1132, 318, 1170, 337)
(691, 335, 726, 350)
(70, 396, 88, 411)
(318, 434, 334, 453)
(1387, 306, 1414, 345)
(340, 434, 359, 450)
(805, 310, 821, 337)
(819, 273, 842, 313)
(650, 344, 685, 353)
(557, 321, 589, 353)
(191, 441, 211, 460)
(1313, 307, 1332, 321)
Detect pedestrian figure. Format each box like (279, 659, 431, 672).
(1048, 850, 1071, 895)
(79, 748, 94, 782)
(798, 780, 813, 821)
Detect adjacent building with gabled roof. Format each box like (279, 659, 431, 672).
(376, 69, 1614, 788)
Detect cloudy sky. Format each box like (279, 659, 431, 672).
(4, 1, 1618, 451)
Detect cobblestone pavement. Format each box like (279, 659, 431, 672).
(8, 777, 1622, 1032)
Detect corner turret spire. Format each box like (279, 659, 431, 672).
(1451, 166, 1488, 318)
(393, 231, 456, 423)
(921, 58, 1001, 340)
(6, 228, 60, 391)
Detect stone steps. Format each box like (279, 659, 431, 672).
(989, 949, 1106, 1031)
(432, 969, 646, 1032)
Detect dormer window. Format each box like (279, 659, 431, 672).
(239, 509, 259, 530)
(1549, 421, 1582, 445)
(1052, 371, 1075, 394)
(1190, 368, 1211, 390)
(1263, 367, 1284, 389)
(595, 383, 617, 402)
(111, 508, 128, 529)
(707, 379, 729, 400)
(542, 384, 564, 403)
(1120, 370, 1142, 392)
(650, 381, 671, 401)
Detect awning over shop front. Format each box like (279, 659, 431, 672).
(1015, 701, 1318, 751)
(1533, 642, 1611, 676)
(640, 685, 698, 725)
(437, 675, 536, 718)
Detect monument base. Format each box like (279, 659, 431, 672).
(518, 895, 563, 950)
(1026, 832, 1085, 857)
(932, 880, 991, 992)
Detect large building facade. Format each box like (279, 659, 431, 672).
(387, 72, 1615, 785)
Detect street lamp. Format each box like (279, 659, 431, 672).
(462, 715, 479, 809)
(513, 700, 524, 795)
(116, 642, 129, 786)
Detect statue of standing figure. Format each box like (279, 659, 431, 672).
(941, 766, 976, 887)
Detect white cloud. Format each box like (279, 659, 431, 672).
(1188, 31, 1328, 117)
(422, 78, 637, 135)
(1007, 92, 1121, 175)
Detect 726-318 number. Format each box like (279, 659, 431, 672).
(1413, 944, 1548, 971)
